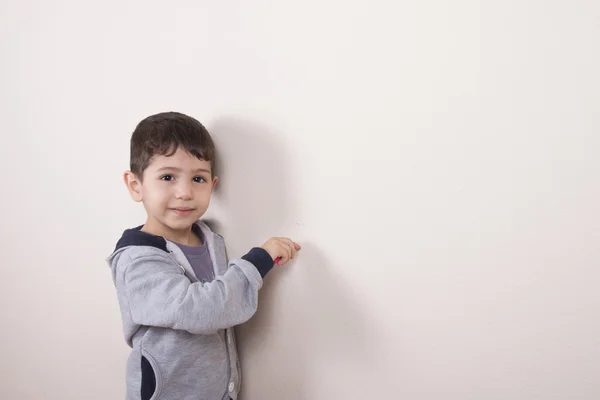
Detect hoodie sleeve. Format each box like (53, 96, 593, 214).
(119, 249, 274, 335)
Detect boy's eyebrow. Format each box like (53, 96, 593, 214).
(156, 166, 211, 174)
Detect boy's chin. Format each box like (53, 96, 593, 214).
(165, 220, 196, 230)
(164, 215, 201, 230)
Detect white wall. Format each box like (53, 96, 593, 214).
(1, 1, 599, 399)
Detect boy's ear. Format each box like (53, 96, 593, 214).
(124, 171, 143, 202)
(211, 176, 218, 190)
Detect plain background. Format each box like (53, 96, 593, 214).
(1, 1, 599, 399)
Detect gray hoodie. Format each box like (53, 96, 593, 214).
(106, 220, 275, 400)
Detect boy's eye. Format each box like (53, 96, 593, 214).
(160, 175, 174, 181)
(193, 176, 206, 183)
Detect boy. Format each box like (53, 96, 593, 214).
(106, 112, 301, 400)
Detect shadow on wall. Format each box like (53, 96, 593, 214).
(204, 116, 290, 252)
(205, 117, 392, 400)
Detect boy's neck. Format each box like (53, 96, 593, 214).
(141, 219, 201, 246)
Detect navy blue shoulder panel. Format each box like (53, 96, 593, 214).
(114, 225, 168, 253)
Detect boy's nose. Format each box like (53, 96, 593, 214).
(175, 182, 193, 200)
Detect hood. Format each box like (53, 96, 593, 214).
(106, 220, 216, 267)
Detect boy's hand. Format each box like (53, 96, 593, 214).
(261, 237, 302, 266)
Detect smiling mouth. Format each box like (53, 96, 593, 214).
(170, 208, 196, 215)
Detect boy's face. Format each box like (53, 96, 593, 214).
(124, 148, 218, 234)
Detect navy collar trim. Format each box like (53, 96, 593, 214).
(114, 224, 203, 253)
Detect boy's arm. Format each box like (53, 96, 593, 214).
(120, 248, 274, 335)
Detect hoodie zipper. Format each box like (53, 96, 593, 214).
(168, 250, 187, 274)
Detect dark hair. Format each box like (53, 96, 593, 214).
(130, 112, 215, 179)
